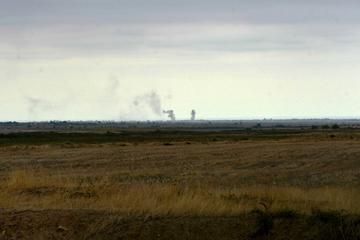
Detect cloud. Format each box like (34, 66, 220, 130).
(1, 0, 360, 59)
(1, 0, 360, 121)
(2, 21, 359, 61)
(1, 0, 360, 26)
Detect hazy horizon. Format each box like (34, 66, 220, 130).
(4, 117, 360, 124)
(1, 0, 360, 121)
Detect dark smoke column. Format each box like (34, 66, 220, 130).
(191, 109, 196, 121)
(163, 110, 176, 121)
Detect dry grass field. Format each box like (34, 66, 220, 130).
(0, 130, 360, 239)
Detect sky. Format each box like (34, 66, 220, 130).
(1, 0, 360, 121)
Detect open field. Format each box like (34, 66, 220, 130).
(0, 129, 360, 239)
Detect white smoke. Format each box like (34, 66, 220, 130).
(133, 91, 163, 117)
(25, 97, 56, 119)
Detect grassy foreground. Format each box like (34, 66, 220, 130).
(1, 169, 360, 239)
(3, 169, 360, 215)
(0, 130, 360, 239)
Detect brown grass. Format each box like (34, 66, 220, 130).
(1, 169, 359, 216)
(0, 135, 359, 216)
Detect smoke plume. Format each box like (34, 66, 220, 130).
(191, 109, 196, 120)
(133, 91, 162, 116)
(163, 110, 176, 121)
(26, 97, 55, 118)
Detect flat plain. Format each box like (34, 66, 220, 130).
(0, 129, 360, 239)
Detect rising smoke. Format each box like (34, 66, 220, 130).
(163, 110, 176, 121)
(191, 109, 196, 120)
(133, 91, 163, 116)
(25, 97, 55, 119)
(107, 75, 120, 96)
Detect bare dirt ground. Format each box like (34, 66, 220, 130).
(0, 130, 360, 239)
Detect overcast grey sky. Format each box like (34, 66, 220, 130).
(1, 0, 360, 121)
